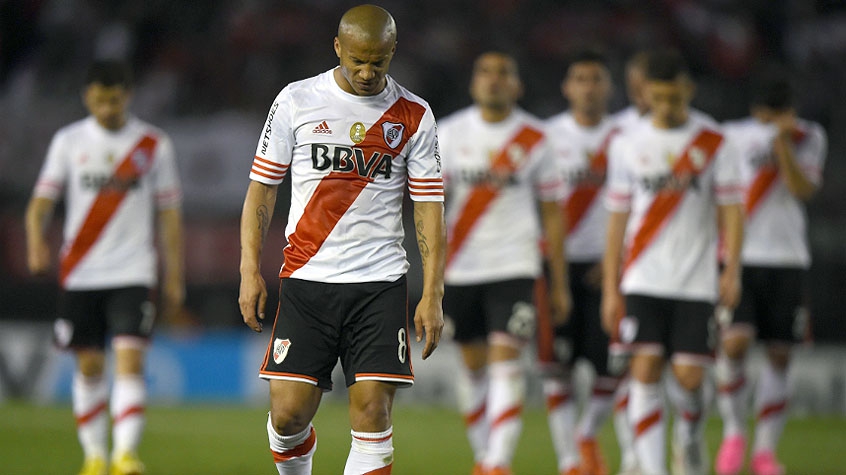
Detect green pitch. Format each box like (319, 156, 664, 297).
(1, 401, 844, 474)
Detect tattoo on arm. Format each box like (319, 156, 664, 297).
(416, 219, 430, 268)
(257, 205, 270, 245)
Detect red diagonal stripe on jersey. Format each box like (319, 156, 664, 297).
(281, 98, 426, 277)
(60, 135, 158, 286)
(745, 128, 807, 217)
(271, 427, 316, 462)
(634, 409, 662, 437)
(446, 126, 544, 267)
(564, 127, 619, 235)
(623, 129, 723, 273)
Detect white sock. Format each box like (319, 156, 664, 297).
(543, 377, 578, 472)
(667, 381, 705, 447)
(483, 360, 525, 471)
(268, 417, 316, 475)
(629, 380, 667, 475)
(110, 374, 145, 456)
(613, 379, 637, 471)
(753, 362, 788, 454)
(344, 427, 393, 475)
(73, 373, 109, 459)
(456, 367, 489, 464)
(578, 376, 617, 440)
(716, 354, 748, 438)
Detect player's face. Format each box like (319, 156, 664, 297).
(470, 53, 523, 111)
(83, 83, 130, 130)
(626, 66, 649, 114)
(334, 34, 395, 96)
(563, 62, 611, 116)
(647, 76, 694, 128)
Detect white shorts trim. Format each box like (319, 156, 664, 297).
(671, 352, 714, 367)
(112, 336, 149, 350)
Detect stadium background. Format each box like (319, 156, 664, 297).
(0, 1, 845, 471)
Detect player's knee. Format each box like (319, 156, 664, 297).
(269, 406, 312, 435)
(76, 350, 106, 376)
(721, 334, 750, 360)
(672, 366, 704, 391)
(630, 354, 663, 383)
(766, 344, 791, 370)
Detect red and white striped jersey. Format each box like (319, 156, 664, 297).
(723, 117, 826, 268)
(606, 114, 743, 301)
(249, 69, 443, 283)
(33, 116, 181, 290)
(546, 112, 618, 262)
(439, 106, 565, 285)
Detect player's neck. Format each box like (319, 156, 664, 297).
(652, 110, 689, 130)
(479, 104, 513, 123)
(572, 109, 604, 128)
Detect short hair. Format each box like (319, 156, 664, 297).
(85, 60, 133, 88)
(567, 49, 610, 70)
(750, 67, 793, 110)
(645, 50, 689, 81)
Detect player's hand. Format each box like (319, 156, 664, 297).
(413, 294, 444, 360)
(27, 239, 51, 276)
(773, 110, 798, 139)
(601, 288, 624, 337)
(719, 266, 741, 310)
(549, 285, 572, 326)
(239, 270, 267, 333)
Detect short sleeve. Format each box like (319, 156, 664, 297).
(33, 131, 68, 200)
(713, 137, 744, 206)
(249, 91, 294, 185)
(605, 136, 633, 212)
(796, 124, 827, 186)
(406, 109, 444, 202)
(151, 134, 182, 209)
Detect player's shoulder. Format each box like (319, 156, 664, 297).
(437, 105, 475, 130)
(388, 77, 433, 112)
(511, 107, 546, 133)
(53, 117, 93, 141)
(796, 118, 826, 143)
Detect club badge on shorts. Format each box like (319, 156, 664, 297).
(273, 338, 291, 364)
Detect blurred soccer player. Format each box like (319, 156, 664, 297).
(612, 51, 651, 131)
(238, 5, 445, 475)
(439, 51, 571, 475)
(714, 69, 826, 475)
(539, 49, 622, 475)
(25, 60, 184, 475)
(602, 50, 744, 475)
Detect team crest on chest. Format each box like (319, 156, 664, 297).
(689, 146, 706, 171)
(350, 122, 366, 144)
(273, 338, 291, 364)
(381, 121, 404, 149)
(131, 149, 151, 173)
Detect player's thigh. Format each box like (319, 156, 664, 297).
(757, 267, 808, 344)
(444, 283, 486, 343)
(55, 289, 107, 350)
(484, 278, 537, 343)
(340, 276, 413, 388)
(669, 298, 717, 366)
(623, 294, 671, 357)
(348, 380, 398, 432)
(261, 278, 343, 391)
(105, 286, 155, 340)
(269, 379, 323, 433)
(725, 267, 763, 340)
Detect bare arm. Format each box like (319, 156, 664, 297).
(238, 180, 279, 332)
(412, 200, 445, 360)
(540, 200, 571, 324)
(772, 133, 818, 201)
(601, 210, 629, 336)
(25, 196, 56, 276)
(718, 203, 744, 309)
(157, 206, 185, 322)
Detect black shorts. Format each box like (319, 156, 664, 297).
(727, 266, 809, 343)
(623, 294, 717, 362)
(54, 287, 155, 350)
(259, 276, 411, 391)
(537, 262, 611, 376)
(444, 278, 536, 344)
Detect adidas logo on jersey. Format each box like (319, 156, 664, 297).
(312, 121, 332, 134)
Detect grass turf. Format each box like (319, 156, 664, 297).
(1, 401, 845, 474)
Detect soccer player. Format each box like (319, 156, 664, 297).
(601, 50, 744, 475)
(25, 60, 184, 475)
(238, 5, 445, 475)
(612, 51, 651, 131)
(539, 49, 622, 475)
(439, 51, 570, 475)
(714, 69, 826, 475)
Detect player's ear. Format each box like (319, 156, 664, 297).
(333, 37, 341, 59)
(685, 77, 696, 101)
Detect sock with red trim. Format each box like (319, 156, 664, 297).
(578, 376, 617, 439)
(73, 373, 109, 459)
(543, 377, 578, 472)
(666, 379, 705, 447)
(456, 367, 489, 465)
(716, 353, 748, 438)
(753, 362, 788, 454)
(483, 360, 525, 471)
(613, 378, 637, 471)
(629, 380, 667, 475)
(267, 417, 316, 475)
(110, 374, 145, 455)
(344, 427, 393, 475)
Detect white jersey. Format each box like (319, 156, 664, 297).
(250, 69, 443, 284)
(723, 117, 826, 268)
(611, 105, 646, 132)
(546, 112, 619, 262)
(606, 114, 743, 301)
(33, 116, 181, 290)
(439, 106, 565, 285)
